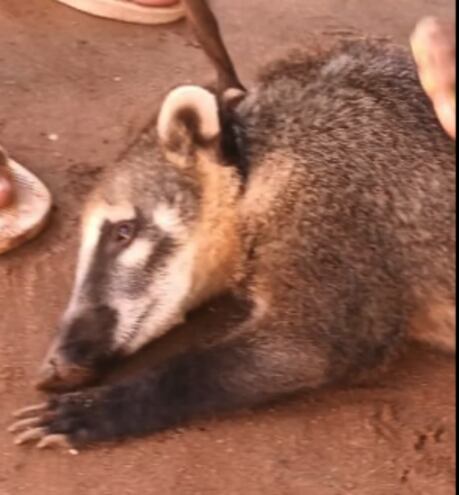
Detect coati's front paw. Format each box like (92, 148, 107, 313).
(8, 391, 104, 450)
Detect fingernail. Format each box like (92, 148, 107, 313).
(435, 94, 456, 138)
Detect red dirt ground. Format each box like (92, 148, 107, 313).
(0, 1, 455, 494)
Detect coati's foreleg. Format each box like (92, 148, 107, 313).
(9, 318, 328, 449)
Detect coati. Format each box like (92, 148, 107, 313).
(9, 0, 455, 449)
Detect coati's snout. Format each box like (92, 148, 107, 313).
(36, 305, 118, 391)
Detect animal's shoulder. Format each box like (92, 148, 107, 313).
(238, 37, 449, 159)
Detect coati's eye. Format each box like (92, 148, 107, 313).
(111, 220, 137, 248)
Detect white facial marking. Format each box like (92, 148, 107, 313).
(65, 198, 202, 356)
(120, 240, 198, 353)
(118, 239, 152, 268)
(66, 202, 136, 317)
(153, 203, 182, 234)
(104, 204, 136, 224)
(157, 85, 220, 143)
(74, 207, 104, 293)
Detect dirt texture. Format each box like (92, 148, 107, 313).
(0, 1, 455, 494)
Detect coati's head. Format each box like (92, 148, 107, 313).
(37, 86, 246, 391)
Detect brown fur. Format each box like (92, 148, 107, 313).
(156, 38, 455, 385)
(190, 152, 243, 304)
(15, 11, 455, 449)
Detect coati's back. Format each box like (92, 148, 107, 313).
(236, 39, 455, 354)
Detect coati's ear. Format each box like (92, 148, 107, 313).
(157, 85, 221, 167)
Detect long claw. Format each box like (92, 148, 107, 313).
(13, 403, 49, 419)
(7, 417, 42, 434)
(37, 434, 72, 450)
(14, 427, 46, 445)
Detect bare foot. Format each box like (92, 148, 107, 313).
(411, 17, 456, 139)
(131, 0, 179, 5)
(0, 167, 14, 208)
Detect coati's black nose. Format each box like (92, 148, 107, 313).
(35, 305, 118, 391)
(35, 352, 94, 392)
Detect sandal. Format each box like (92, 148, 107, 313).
(0, 149, 52, 255)
(55, 0, 185, 25)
